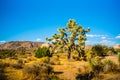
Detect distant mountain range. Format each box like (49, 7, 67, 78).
(0, 41, 44, 50)
(0, 41, 119, 50)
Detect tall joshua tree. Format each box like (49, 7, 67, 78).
(46, 19, 90, 59)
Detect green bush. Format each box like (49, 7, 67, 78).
(92, 44, 108, 57)
(35, 47, 52, 58)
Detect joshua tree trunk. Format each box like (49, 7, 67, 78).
(68, 51, 71, 59)
(78, 52, 80, 58)
(81, 50, 86, 60)
(78, 49, 86, 60)
(76, 46, 81, 59)
(67, 48, 71, 59)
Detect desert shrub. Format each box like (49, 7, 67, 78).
(0, 49, 17, 59)
(92, 44, 108, 57)
(0, 60, 10, 67)
(49, 74, 59, 80)
(103, 59, 118, 73)
(12, 59, 24, 69)
(10, 56, 18, 60)
(0, 60, 8, 80)
(115, 49, 120, 54)
(12, 63, 23, 69)
(40, 56, 60, 65)
(17, 58, 24, 64)
(35, 47, 52, 58)
(88, 56, 103, 78)
(17, 47, 27, 55)
(23, 62, 53, 80)
(86, 50, 95, 60)
(0, 60, 7, 68)
(72, 50, 81, 61)
(107, 47, 116, 55)
(41, 57, 50, 64)
(107, 50, 114, 56)
(118, 52, 120, 66)
(49, 56, 60, 65)
(76, 71, 94, 80)
(0, 69, 7, 80)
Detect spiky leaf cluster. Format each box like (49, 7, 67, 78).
(46, 19, 90, 59)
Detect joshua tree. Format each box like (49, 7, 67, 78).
(46, 19, 90, 59)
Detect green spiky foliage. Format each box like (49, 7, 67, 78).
(46, 19, 90, 59)
(118, 52, 120, 67)
(88, 56, 103, 78)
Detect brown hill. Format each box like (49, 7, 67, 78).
(113, 44, 120, 49)
(85, 45, 92, 50)
(0, 41, 44, 50)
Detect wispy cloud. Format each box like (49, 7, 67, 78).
(86, 34, 105, 38)
(0, 40, 6, 43)
(115, 34, 120, 39)
(99, 39, 115, 46)
(101, 36, 106, 39)
(86, 41, 90, 43)
(36, 38, 41, 42)
(100, 35, 115, 46)
(86, 34, 119, 46)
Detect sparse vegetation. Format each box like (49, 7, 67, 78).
(35, 47, 52, 58)
(0, 49, 17, 59)
(103, 59, 118, 73)
(23, 62, 53, 80)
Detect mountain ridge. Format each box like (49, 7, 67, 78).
(0, 41, 120, 50)
(0, 41, 44, 50)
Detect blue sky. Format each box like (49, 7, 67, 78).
(0, 0, 120, 46)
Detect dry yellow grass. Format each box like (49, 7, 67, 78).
(4, 67, 23, 80)
(1, 54, 120, 80)
(105, 55, 119, 64)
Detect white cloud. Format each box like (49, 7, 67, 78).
(115, 35, 120, 39)
(85, 41, 91, 45)
(86, 41, 90, 43)
(101, 36, 106, 39)
(36, 38, 41, 42)
(86, 34, 105, 38)
(99, 39, 115, 46)
(86, 34, 118, 46)
(0, 40, 6, 43)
